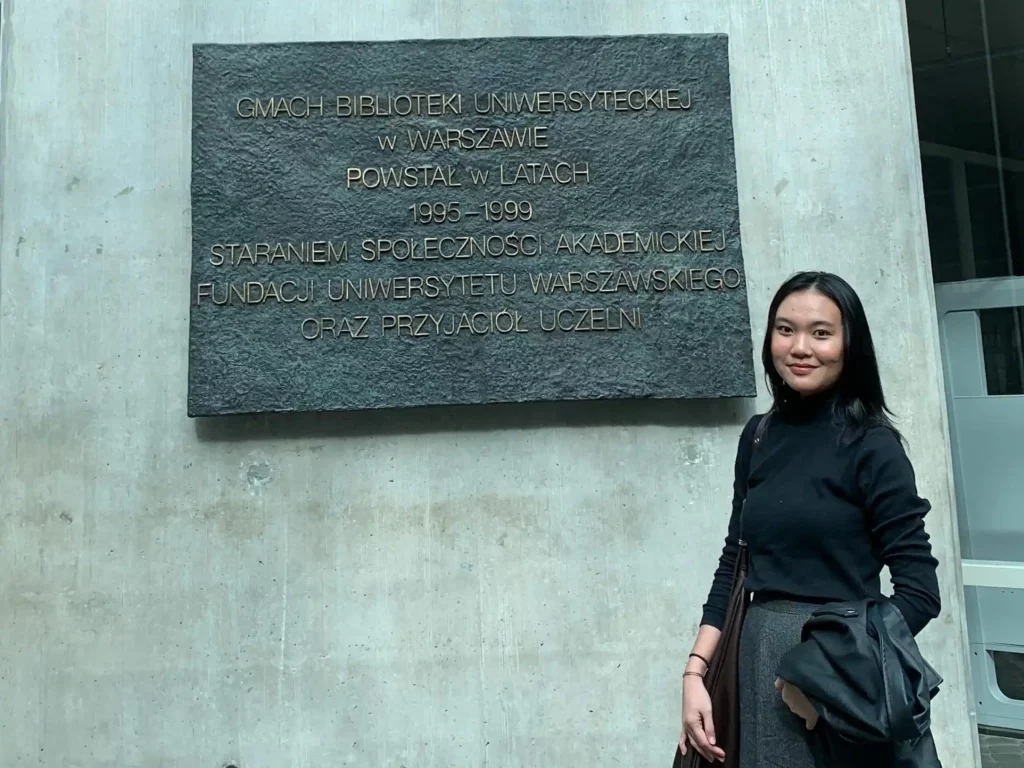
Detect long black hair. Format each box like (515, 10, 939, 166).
(761, 271, 901, 441)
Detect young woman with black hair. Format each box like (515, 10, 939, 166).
(678, 272, 941, 767)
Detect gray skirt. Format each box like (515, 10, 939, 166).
(738, 599, 818, 768)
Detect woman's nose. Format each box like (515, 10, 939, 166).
(791, 334, 812, 355)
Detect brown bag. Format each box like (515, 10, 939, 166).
(673, 413, 770, 768)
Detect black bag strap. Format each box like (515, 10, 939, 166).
(739, 411, 772, 542)
(750, 411, 772, 460)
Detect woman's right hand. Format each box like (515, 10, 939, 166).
(679, 675, 726, 763)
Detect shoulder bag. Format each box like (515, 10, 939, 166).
(673, 412, 771, 768)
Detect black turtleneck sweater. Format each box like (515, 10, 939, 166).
(701, 395, 941, 636)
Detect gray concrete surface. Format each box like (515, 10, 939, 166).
(0, 1, 980, 766)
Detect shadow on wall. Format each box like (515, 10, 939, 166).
(191, 395, 758, 443)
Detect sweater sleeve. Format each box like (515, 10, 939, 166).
(856, 427, 941, 635)
(700, 415, 759, 629)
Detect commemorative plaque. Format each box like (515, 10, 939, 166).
(188, 35, 755, 415)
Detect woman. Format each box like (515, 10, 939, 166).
(678, 272, 941, 766)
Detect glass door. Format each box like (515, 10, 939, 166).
(908, 1, 1024, 764)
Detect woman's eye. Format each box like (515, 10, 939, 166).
(814, 330, 831, 339)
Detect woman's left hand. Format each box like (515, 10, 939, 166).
(775, 678, 819, 730)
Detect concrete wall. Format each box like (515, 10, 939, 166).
(0, 1, 979, 766)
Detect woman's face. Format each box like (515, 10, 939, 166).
(771, 289, 845, 396)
